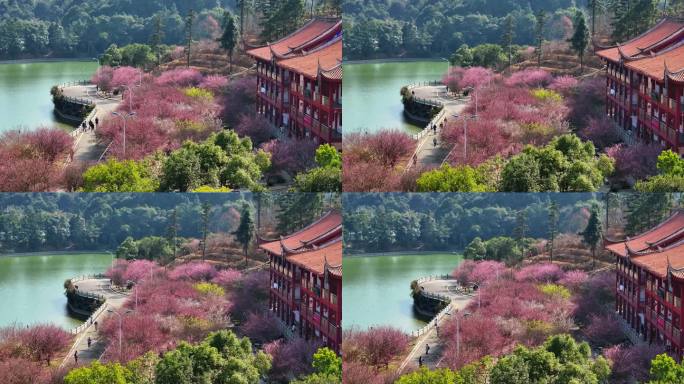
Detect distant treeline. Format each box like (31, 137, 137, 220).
(0, 193, 337, 254)
(344, 193, 681, 254)
(343, 193, 600, 253)
(343, 0, 677, 60)
(0, 0, 227, 59)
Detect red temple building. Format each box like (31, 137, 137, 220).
(246, 18, 342, 144)
(258, 211, 342, 353)
(606, 210, 684, 357)
(596, 18, 684, 154)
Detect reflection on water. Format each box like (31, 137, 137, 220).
(343, 252, 462, 332)
(343, 61, 448, 135)
(0, 61, 99, 132)
(0, 253, 111, 329)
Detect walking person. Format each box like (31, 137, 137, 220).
(413, 154, 417, 166)
(95, 117, 99, 126)
(94, 321, 98, 331)
(418, 355, 423, 367)
(74, 350, 78, 364)
(87, 337, 92, 348)
(433, 137, 437, 147)
(425, 343, 430, 355)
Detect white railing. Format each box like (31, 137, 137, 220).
(69, 302, 108, 335)
(67, 274, 108, 335)
(410, 275, 457, 337)
(415, 275, 454, 284)
(411, 302, 452, 337)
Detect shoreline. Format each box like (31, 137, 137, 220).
(0, 250, 111, 258)
(0, 57, 98, 65)
(344, 250, 462, 258)
(343, 57, 450, 65)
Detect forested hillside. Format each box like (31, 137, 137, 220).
(0, 0, 341, 60)
(0, 0, 229, 59)
(0, 193, 335, 254)
(343, 193, 675, 253)
(343, 0, 684, 60)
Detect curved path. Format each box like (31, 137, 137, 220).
(405, 86, 468, 171)
(62, 85, 121, 163)
(399, 279, 472, 373)
(60, 278, 129, 368)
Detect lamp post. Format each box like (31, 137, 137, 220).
(441, 57, 451, 95)
(127, 280, 138, 310)
(461, 114, 478, 162)
(112, 112, 136, 158)
(456, 311, 472, 361)
(106, 250, 115, 270)
(107, 308, 133, 361)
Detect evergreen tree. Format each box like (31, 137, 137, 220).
(513, 210, 528, 259)
(535, 10, 547, 67)
(219, 10, 238, 73)
(185, 9, 195, 68)
(569, 11, 590, 73)
(200, 202, 210, 259)
(150, 14, 164, 66)
(546, 200, 559, 261)
(626, 193, 672, 234)
(502, 14, 515, 71)
(166, 208, 178, 262)
(233, 203, 254, 266)
(581, 204, 602, 267)
(588, 0, 598, 37)
(276, 194, 324, 234)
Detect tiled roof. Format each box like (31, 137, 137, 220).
(321, 64, 342, 80)
(259, 211, 342, 256)
(629, 241, 684, 279)
(625, 42, 684, 81)
(606, 210, 684, 257)
(596, 18, 684, 62)
(287, 239, 342, 276)
(278, 37, 342, 80)
(247, 19, 340, 61)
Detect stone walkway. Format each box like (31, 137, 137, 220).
(406, 85, 468, 170)
(62, 85, 121, 162)
(399, 279, 473, 373)
(61, 278, 129, 368)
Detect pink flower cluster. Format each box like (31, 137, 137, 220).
(101, 261, 234, 362)
(441, 261, 584, 369)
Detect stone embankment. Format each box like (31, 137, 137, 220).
(60, 276, 129, 368)
(57, 82, 121, 163)
(398, 276, 473, 373)
(402, 84, 469, 171)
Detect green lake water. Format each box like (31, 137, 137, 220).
(343, 252, 463, 332)
(0, 252, 112, 329)
(343, 61, 448, 134)
(0, 60, 99, 132)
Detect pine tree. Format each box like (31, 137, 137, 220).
(513, 210, 528, 259)
(569, 11, 590, 73)
(626, 193, 672, 234)
(535, 10, 547, 67)
(233, 204, 254, 267)
(588, 0, 598, 37)
(185, 9, 195, 68)
(502, 14, 515, 72)
(166, 208, 178, 262)
(581, 204, 603, 267)
(276, 194, 323, 234)
(200, 202, 210, 260)
(237, 0, 247, 37)
(546, 200, 560, 261)
(150, 14, 164, 67)
(219, 10, 238, 73)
